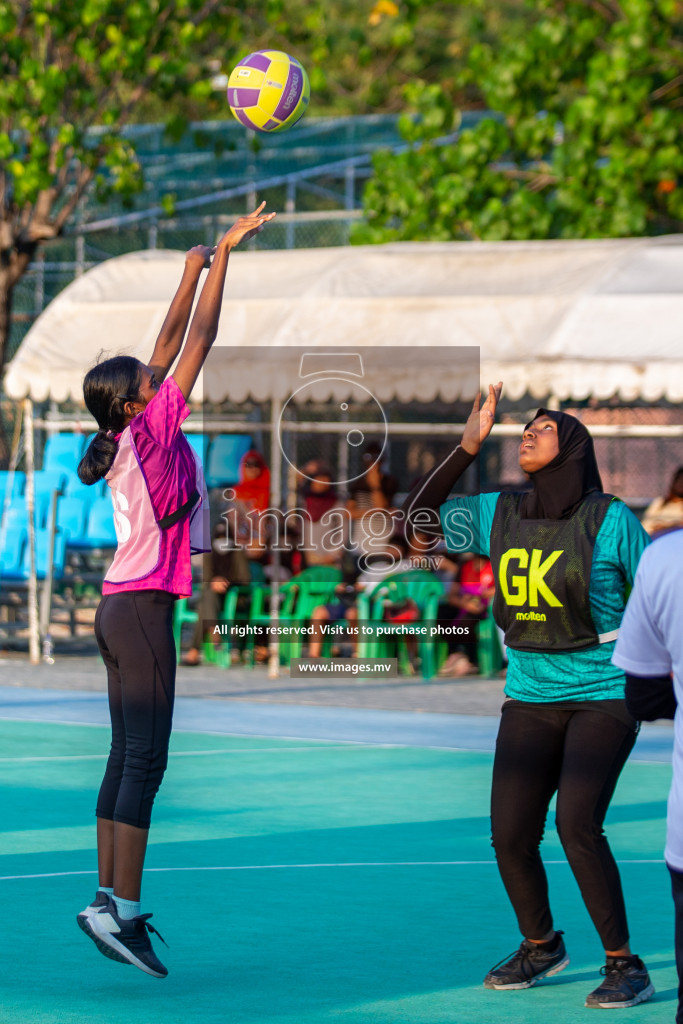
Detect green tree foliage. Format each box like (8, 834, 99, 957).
(135, 0, 472, 123)
(0, 0, 245, 387)
(353, 0, 683, 243)
(0, 0, 485, 394)
(255, 0, 472, 115)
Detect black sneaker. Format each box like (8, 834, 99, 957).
(77, 889, 109, 931)
(77, 891, 130, 964)
(484, 932, 570, 989)
(585, 955, 654, 1008)
(90, 897, 168, 978)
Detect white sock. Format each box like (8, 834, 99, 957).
(98, 886, 114, 897)
(113, 895, 141, 920)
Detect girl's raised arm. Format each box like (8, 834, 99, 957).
(147, 245, 215, 382)
(172, 203, 276, 401)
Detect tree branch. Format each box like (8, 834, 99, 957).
(498, 166, 558, 188)
(18, 202, 34, 232)
(77, 76, 126, 133)
(8, 244, 36, 287)
(15, 0, 33, 31)
(651, 73, 683, 100)
(569, 0, 622, 21)
(528, 172, 558, 191)
(51, 166, 95, 234)
(47, 136, 61, 178)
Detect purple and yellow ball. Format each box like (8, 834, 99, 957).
(227, 50, 310, 133)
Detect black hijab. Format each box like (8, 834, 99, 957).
(521, 409, 603, 520)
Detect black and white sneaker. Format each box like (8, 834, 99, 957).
(90, 897, 168, 978)
(77, 889, 109, 930)
(77, 891, 130, 964)
(484, 932, 570, 989)
(585, 955, 654, 1008)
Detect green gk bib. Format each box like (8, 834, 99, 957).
(490, 492, 616, 653)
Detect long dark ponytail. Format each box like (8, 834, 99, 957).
(77, 356, 143, 485)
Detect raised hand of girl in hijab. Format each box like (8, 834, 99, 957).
(462, 382, 503, 456)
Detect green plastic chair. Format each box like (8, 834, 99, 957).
(357, 569, 445, 679)
(208, 581, 270, 667)
(248, 566, 343, 663)
(476, 604, 504, 677)
(173, 597, 197, 657)
(173, 557, 268, 662)
(431, 602, 503, 678)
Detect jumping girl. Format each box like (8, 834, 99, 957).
(404, 384, 653, 1009)
(75, 203, 275, 977)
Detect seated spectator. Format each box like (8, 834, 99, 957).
(641, 466, 683, 537)
(307, 535, 412, 657)
(346, 442, 398, 517)
(182, 519, 251, 666)
(225, 450, 273, 568)
(347, 442, 399, 557)
(437, 554, 495, 677)
(233, 450, 270, 512)
(429, 545, 461, 584)
(299, 465, 347, 569)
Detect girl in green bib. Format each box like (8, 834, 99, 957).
(404, 384, 652, 1009)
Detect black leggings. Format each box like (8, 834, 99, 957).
(491, 700, 637, 951)
(94, 590, 177, 829)
(670, 867, 683, 1024)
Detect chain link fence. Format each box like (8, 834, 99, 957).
(195, 397, 683, 515)
(7, 392, 683, 513)
(8, 209, 364, 362)
(5, 110, 682, 505)
(7, 113, 404, 360)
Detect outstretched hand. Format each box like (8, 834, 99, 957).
(185, 245, 216, 271)
(461, 382, 503, 456)
(219, 201, 277, 250)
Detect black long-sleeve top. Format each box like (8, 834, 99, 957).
(625, 673, 677, 721)
(401, 444, 476, 536)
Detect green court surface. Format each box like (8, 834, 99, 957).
(0, 717, 678, 1024)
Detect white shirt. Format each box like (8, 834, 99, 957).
(612, 530, 683, 868)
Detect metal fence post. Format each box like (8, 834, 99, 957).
(24, 399, 41, 665)
(345, 164, 355, 210)
(286, 178, 296, 249)
(75, 234, 85, 278)
(268, 397, 283, 679)
(34, 251, 45, 316)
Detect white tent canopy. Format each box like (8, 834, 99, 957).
(6, 235, 683, 404)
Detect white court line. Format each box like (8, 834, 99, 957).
(0, 716, 669, 760)
(0, 717, 496, 754)
(0, 859, 667, 882)
(0, 716, 404, 747)
(0, 746, 366, 763)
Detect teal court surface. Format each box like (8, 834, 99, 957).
(0, 685, 679, 1024)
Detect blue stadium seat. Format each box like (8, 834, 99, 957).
(35, 492, 53, 529)
(1, 473, 66, 530)
(19, 527, 67, 581)
(33, 469, 68, 501)
(1, 495, 40, 531)
(54, 496, 90, 547)
(0, 470, 26, 500)
(0, 526, 26, 580)
(62, 472, 100, 502)
(185, 433, 210, 465)
(42, 433, 87, 473)
(84, 495, 117, 548)
(205, 435, 252, 489)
